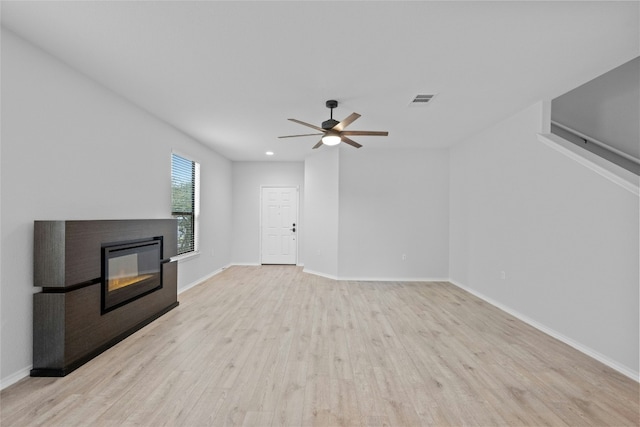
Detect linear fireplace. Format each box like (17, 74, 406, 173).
(32, 219, 178, 377)
(102, 238, 163, 313)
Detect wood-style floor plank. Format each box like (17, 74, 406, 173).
(1, 265, 638, 426)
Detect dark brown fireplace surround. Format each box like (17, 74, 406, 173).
(31, 219, 179, 377)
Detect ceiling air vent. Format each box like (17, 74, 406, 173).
(409, 93, 436, 106)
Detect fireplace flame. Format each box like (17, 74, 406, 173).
(108, 274, 155, 292)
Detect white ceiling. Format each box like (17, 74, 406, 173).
(2, 1, 638, 161)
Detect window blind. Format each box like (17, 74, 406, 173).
(171, 153, 198, 255)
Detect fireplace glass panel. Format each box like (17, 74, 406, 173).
(102, 239, 162, 313)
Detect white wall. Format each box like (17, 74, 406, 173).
(449, 101, 639, 377)
(231, 161, 304, 265)
(178, 147, 233, 290)
(0, 29, 232, 385)
(303, 148, 340, 278)
(338, 148, 449, 280)
(303, 146, 450, 281)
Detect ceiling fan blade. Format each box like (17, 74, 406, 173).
(333, 112, 361, 132)
(312, 140, 324, 149)
(278, 133, 323, 139)
(288, 118, 325, 132)
(341, 136, 362, 149)
(341, 130, 389, 136)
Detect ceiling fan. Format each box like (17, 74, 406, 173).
(278, 100, 389, 149)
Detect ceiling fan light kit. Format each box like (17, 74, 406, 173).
(321, 131, 341, 146)
(279, 100, 388, 149)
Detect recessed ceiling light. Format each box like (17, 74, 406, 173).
(266, 151, 274, 156)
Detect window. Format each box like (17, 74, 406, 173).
(171, 153, 200, 255)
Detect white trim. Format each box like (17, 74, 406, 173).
(551, 120, 640, 166)
(537, 133, 639, 196)
(337, 276, 450, 282)
(1, 365, 31, 391)
(448, 279, 639, 383)
(230, 262, 260, 266)
(193, 161, 201, 253)
(301, 268, 448, 283)
(302, 268, 339, 281)
(178, 264, 231, 294)
(170, 148, 200, 165)
(171, 251, 201, 263)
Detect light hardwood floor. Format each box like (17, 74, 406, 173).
(1, 265, 638, 426)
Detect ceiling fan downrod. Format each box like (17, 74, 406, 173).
(323, 100, 339, 130)
(326, 99, 338, 117)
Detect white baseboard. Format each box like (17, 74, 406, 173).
(337, 276, 449, 282)
(178, 264, 231, 294)
(302, 268, 448, 283)
(302, 268, 339, 281)
(1, 365, 31, 391)
(179, 263, 307, 294)
(448, 279, 639, 382)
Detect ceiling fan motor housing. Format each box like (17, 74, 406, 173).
(322, 119, 340, 130)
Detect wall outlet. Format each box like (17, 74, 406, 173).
(402, 254, 407, 261)
(500, 271, 506, 280)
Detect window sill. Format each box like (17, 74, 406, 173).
(171, 251, 201, 263)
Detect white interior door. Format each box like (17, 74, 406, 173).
(261, 187, 298, 265)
